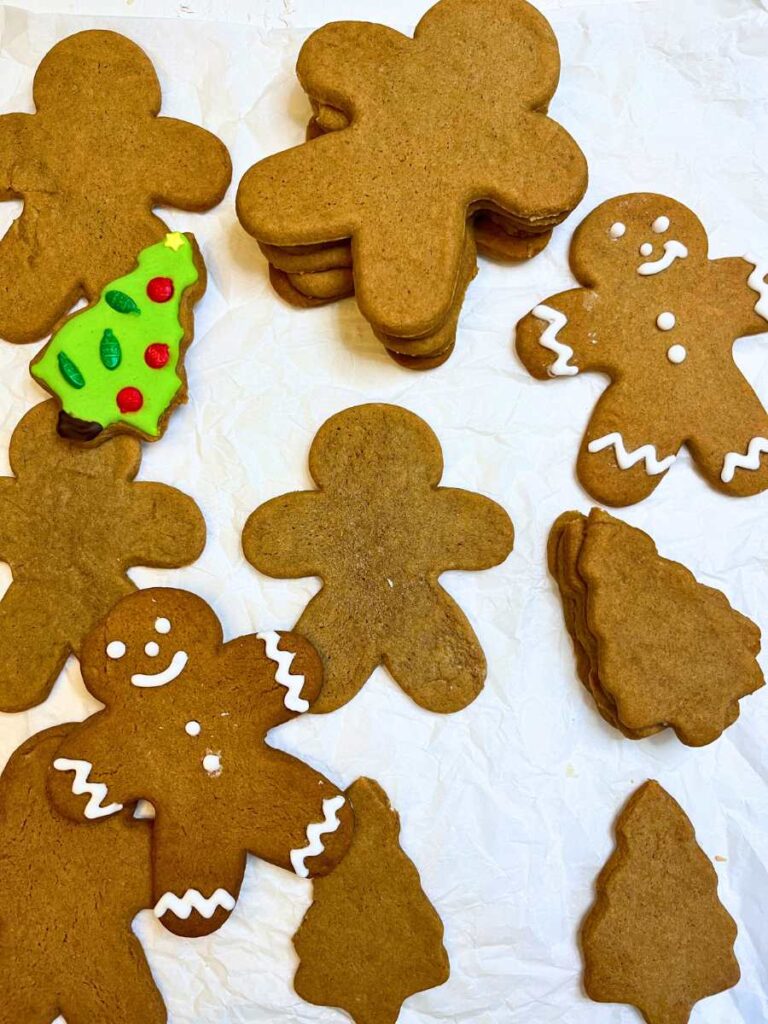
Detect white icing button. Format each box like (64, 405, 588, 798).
(656, 312, 676, 331)
(185, 720, 201, 737)
(667, 344, 687, 364)
(652, 216, 670, 233)
(155, 617, 171, 634)
(610, 222, 626, 239)
(640, 242, 653, 257)
(106, 640, 126, 660)
(202, 753, 221, 774)
(145, 641, 160, 657)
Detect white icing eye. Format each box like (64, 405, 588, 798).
(155, 617, 171, 634)
(656, 312, 676, 331)
(640, 242, 653, 257)
(106, 640, 126, 660)
(202, 753, 221, 774)
(185, 720, 201, 737)
(652, 216, 670, 233)
(145, 641, 160, 657)
(667, 344, 687, 364)
(609, 222, 626, 239)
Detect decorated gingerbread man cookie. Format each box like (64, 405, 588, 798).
(0, 725, 166, 1024)
(0, 30, 231, 344)
(0, 401, 205, 712)
(517, 193, 768, 505)
(49, 588, 354, 939)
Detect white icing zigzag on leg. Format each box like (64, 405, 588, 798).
(257, 630, 309, 713)
(290, 795, 346, 878)
(588, 432, 677, 475)
(721, 436, 768, 483)
(745, 255, 768, 322)
(154, 888, 236, 920)
(531, 304, 578, 376)
(53, 758, 124, 820)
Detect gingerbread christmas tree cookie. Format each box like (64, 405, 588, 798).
(294, 778, 449, 1024)
(32, 231, 205, 443)
(0, 725, 165, 1024)
(548, 509, 763, 745)
(0, 400, 205, 712)
(583, 781, 740, 1024)
(242, 404, 514, 714)
(49, 587, 354, 939)
(0, 29, 230, 345)
(517, 193, 768, 504)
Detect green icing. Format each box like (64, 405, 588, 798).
(32, 233, 199, 437)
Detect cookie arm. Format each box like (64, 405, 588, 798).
(148, 117, 231, 211)
(429, 488, 514, 571)
(717, 256, 768, 338)
(516, 287, 598, 379)
(120, 482, 206, 568)
(0, 113, 32, 198)
(47, 714, 134, 823)
(242, 490, 330, 579)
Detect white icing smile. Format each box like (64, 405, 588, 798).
(290, 795, 346, 878)
(588, 433, 677, 475)
(53, 757, 123, 819)
(154, 888, 235, 920)
(131, 650, 188, 688)
(638, 240, 688, 276)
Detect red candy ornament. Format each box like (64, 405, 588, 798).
(116, 387, 144, 414)
(145, 343, 170, 369)
(146, 277, 174, 303)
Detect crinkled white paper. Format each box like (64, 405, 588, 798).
(1, 1, 768, 1021)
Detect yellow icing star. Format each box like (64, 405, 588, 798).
(163, 232, 186, 252)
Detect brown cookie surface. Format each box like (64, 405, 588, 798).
(517, 193, 768, 504)
(0, 725, 165, 1024)
(0, 30, 231, 344)
(549, 509, 763, 745)
(294, 777, 449, 1024)
(0, 401, 205, 712)
(242, 404, 514, 714)
(583, 781, 740, 1024)
(48, 587, 354, 939)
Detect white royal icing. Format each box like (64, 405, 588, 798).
(531, 304, 578, 377)
(638, 240, 688, 276)
(154, 888, 236, 920)
(639, 242, 653, 257)
(610, 222, 626, 239)
(652, 216, 670, 233)
(257, 630, 310, 713)
(106, 640, 125, 660)
(202, 753, 222, 775)
(656, 312, 676, 331)
(667, 344, 687, 364)
(53, 758, 124, 819)
(185, 720, 201, 737)
(290, 795, 346, 878)
(745, 256, 768, 322)
(721, 437, 768, 483)
(155, 617, 172, 634)
(133, 799, 156, 820)
(145, 641, 160, 657)
(131, 650, 188, 688)
(588, 433, 677, 475)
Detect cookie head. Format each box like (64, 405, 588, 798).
(571, 193, 708, 287)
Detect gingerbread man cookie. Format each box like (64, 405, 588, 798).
(0, 30, 231, 344)
(0, 725, 166, 1024)
(237, 0, 586, 344)
(49, 588, 354, 939)
(242, 404, 514, 714)
(517, 193, 768, 505)
(0, 401, 205, 712)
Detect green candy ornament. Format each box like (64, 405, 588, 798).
(31, 232, 205, 443)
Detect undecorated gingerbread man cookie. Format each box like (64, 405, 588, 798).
(517, 193, 768, 505)
(49, 587, 354, 939)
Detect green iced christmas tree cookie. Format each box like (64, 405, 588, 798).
(31, 232, 205, 443)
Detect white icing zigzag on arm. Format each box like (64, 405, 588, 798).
(532, 304, 579, 377)
(721, 436, 768, 483)
(638, 240, 688, 276)
(588, 433, 677, 475)
(290, 795, 346, 878)
(745, 256, 768, 322)
(154, 888, 236, 921)
(53, 758, 124, 820)
(257, 630, 309, 713)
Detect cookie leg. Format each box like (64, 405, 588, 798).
(0, 984, 56, 1024)
(60, 939, 166, 1024)
(577, 389, 678, 507)
(690, 389, 768, 497)
(383, 585, 486, 713)
(0, 581, 70, 711)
